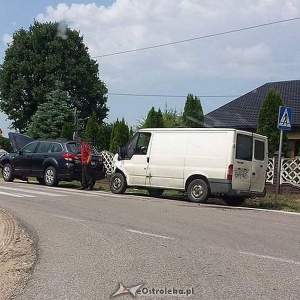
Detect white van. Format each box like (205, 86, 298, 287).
(109, 128, 268, 206)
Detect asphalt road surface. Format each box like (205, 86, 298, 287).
(0, 180, 299, 300)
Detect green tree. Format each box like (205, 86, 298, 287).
(136, 104, 183, 130)
(0, 21, 108, 132)
(60, 122, 73, 140)
(84, 112, 106, 151)
(0, 135, 12, 152)
(256, 88, 288, 156)
(182, 94, 204, 127)
(109, 118, 129, 153)
(163, 104, 183, 127)
(144, 107, 165, 128)
(98, 124, 107, 151)
(26, 84, 73, 138)
(102, 123, 113, 151)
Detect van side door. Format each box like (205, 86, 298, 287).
(250, 136, 267, 192)
(148, 132, 187, 189)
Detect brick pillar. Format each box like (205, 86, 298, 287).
(273, 151, 281, 194)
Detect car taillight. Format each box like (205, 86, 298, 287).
(227, 164, 233, 181)
(62, 152, 78, 161)
(98, 155, 105, 163)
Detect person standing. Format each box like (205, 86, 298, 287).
(77, 137, 94, 190)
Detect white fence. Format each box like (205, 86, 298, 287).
(266, 156, 300, 188)
(101, 151, 115, 174)
(102, 151, 300, 189)
(280, 157, 300, 187)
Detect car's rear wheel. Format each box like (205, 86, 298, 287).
(110, 173, 127, 194)
(44, 166, 59, 187)
(2, 163, 14, 182)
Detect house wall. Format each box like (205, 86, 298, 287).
(286, 130, 300, 139)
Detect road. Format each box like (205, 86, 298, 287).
(0, 179, 299, 300)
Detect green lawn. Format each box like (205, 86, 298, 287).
(92, 179, 300, 213)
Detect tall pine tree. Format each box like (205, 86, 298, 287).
(144, 107, 164, 128)
(109, 118, 129, 153)
(256, 88, 288, 156)
(182, 94, 204, 127)
(26, 82, 73, 138)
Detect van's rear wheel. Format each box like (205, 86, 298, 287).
(224, 196, 246, 206)
(187, 179, 209, 203)
(147, 188, 164, 197)
(110, 173, 127, 194)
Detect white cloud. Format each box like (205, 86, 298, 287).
(2, 33, 12, 46)
(34, 0, 300, 123)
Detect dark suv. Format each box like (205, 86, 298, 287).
(0, 132, 106, 186)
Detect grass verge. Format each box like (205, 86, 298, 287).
(1, 174, 299, 212)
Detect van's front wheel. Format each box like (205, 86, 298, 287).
(187, 179, 209, 203)
(110, 173, 127, 194)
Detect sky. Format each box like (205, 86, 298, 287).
(0, 0, 300, 137)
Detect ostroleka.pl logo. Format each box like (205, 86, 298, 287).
(111, 283, 194, 298)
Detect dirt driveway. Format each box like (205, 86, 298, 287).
(0, 208, 36, 300)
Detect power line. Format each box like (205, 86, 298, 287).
(93, 16, 300, 58)
(108, 92, 240, 98)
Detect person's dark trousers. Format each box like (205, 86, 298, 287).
(82, 163, 94, 189)
(81, 164, 88, 189)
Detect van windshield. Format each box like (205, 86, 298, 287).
(123, 132, 151, 159)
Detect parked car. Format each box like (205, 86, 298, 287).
(0, 149, 8, 159)
(0, 132, 106, 187)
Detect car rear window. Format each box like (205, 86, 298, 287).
(49, 143, 63, 153)
(67, 142, 79, 154)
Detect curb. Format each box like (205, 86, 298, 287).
(0, 208, 16, 257)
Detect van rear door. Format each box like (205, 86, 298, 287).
(250, 135, 267, 192)
(232, 132, 267, 193)
(232, 133, 252, 191)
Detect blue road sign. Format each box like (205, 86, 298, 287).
(277, 106, 292, 130)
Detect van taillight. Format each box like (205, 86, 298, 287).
(62, 152, 77, 160)
(227, 164, 233, 181)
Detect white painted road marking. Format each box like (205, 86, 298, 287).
(0, 190, 35, 198)
(240, 251, 300, 266)
(126, 229, 175, 240)
(0, 186, 66, 197)
(51, 214, 85, 222)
